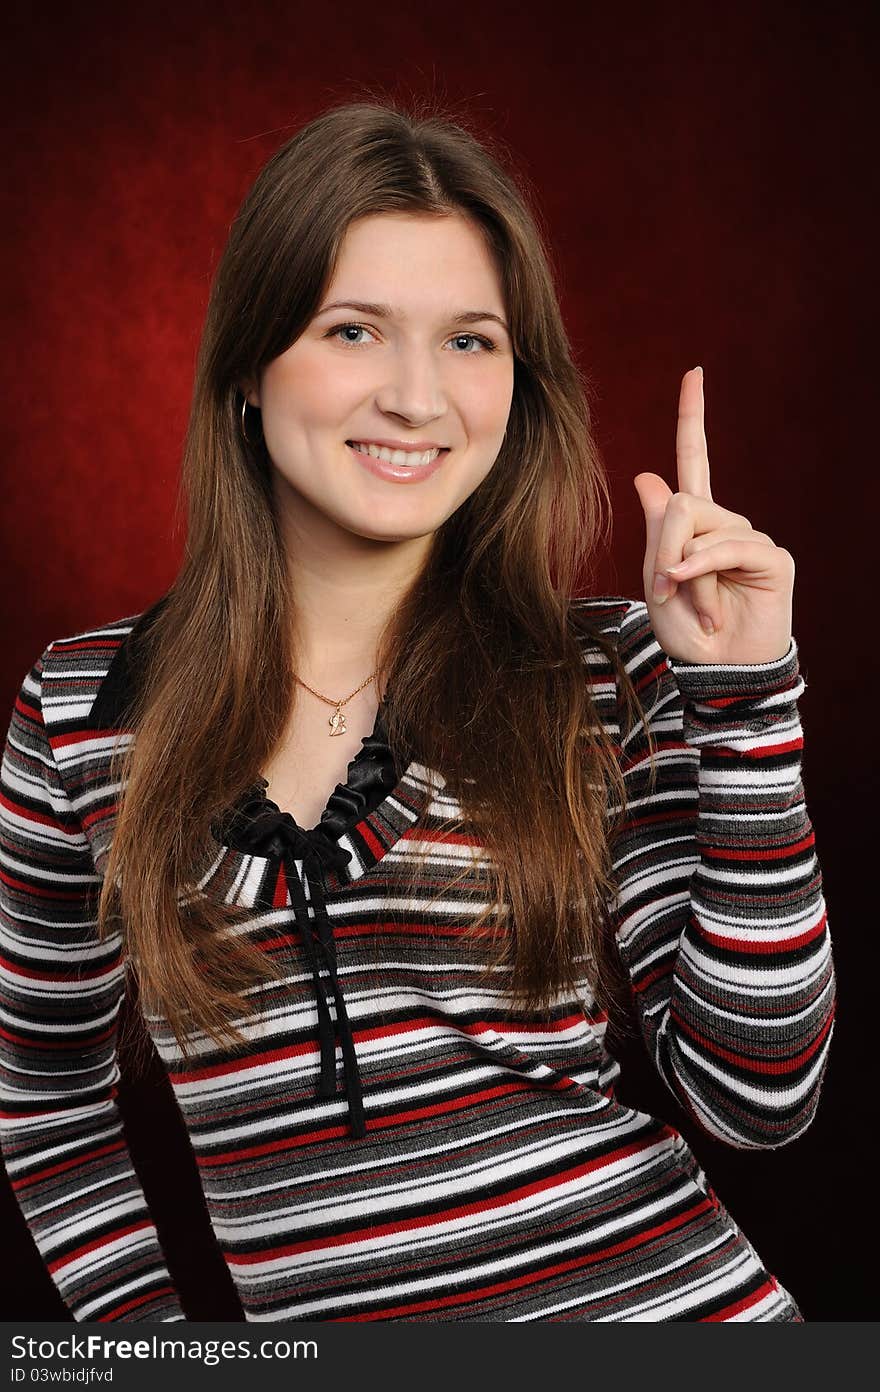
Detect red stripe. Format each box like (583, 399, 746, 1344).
(48, 1218, 156, 1273)
(195, 1077, 551, 1166)
(272, 861, 288, 909)
(0, 872, 84, 902)
(0, 789, 67, 832)
(356, 821, 384, 857)
(702, 831, 815, 862)
(13, 692, 41, 723)
(670, 1004, 834, 1075)
(229, 1130, 682, 1264)
(698, 908, 828, 954)
(337, 1197, 716, 1320)
(52, 726, 131, 748)
(705, 737, 803, 759)
(700, 679, 799, 707)
(631, 958, 675, 994)
(633, 659, 670, 696)
(11, 1140, 128, 1191)
(0, 955, 112, 984)
(49, 638, 124, 654)
(631, 909, 829, 990)
(169, 1013, 452, 1083)
(699, 1278, 778, 1320)
(0, 1018, 115, 1052)
(98, 1286, 178, 1321)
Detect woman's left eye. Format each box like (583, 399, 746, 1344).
(447, 332, 495, 353)
(326, 323, 495, 353)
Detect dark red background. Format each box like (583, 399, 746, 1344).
(1, 0, 875, 1321)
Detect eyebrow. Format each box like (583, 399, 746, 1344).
(316, 299, 511, 335)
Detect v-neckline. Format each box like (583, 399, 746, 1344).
(248, 698, 395, 838)
(206, 696, 433, 903)
(204, 757, 433, 905)
(82, 595, 435, 903)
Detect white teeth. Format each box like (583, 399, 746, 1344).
(350, 442, 442, 466)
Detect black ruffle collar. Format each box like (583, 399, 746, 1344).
(213, 703, 402, 857)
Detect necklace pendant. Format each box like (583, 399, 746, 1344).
(328, 707, 346, 736)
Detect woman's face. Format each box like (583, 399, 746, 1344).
(245, 211, 515, 549)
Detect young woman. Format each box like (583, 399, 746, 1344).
(0, 99, 834, 1323)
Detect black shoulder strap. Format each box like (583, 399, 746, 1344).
(86, 592, 171, 730)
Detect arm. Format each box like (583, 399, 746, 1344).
(609, 599, 836, 1149)
(0, 644, 186, 1321)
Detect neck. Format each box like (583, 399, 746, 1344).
(275, 482, 434, 694)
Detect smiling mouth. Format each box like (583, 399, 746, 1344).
(346, 441, 450, 467)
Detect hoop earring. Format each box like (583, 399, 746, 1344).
(241, 395, 256, 445)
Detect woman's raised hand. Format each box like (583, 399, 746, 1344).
(632, 367, 794, 665)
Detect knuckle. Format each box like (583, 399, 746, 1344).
(778, 547, 796, 574)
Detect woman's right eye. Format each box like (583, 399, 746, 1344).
(326, 322, 376, 346)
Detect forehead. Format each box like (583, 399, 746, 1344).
(327, 211, 504, 309)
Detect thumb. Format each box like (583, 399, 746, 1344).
(633, 472, 672, 572)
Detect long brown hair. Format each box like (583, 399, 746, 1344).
(99, 96, 657, 1062)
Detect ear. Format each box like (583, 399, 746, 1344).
(240, 380, 261, 409)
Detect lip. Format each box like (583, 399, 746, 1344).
(346, 437, 450, 451)
(346, 441, 450, 484)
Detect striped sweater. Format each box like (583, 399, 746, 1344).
(0, 596, 835, 1322)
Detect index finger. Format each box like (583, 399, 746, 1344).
(676, 366, 712, 500)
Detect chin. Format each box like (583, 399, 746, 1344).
(345, 515, 439, 544)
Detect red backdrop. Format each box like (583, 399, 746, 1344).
(1, 0, 875, 1321)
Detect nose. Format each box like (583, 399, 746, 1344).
(374, 346, 447, 426)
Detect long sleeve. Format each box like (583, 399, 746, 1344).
(608, 599, 835, 1149)
(0, 644, 186, 1321)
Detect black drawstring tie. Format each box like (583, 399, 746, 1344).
(212, 715, 405, 1142)
(233, 807, 367, 1140)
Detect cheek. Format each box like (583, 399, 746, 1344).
(463, 364, 514, 434)
(262, 352, 349, 427)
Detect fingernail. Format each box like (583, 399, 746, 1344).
(653, 573, 672, 603)
(699, 613, 715, 635)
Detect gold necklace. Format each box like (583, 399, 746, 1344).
(293, 670, 379, 737)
